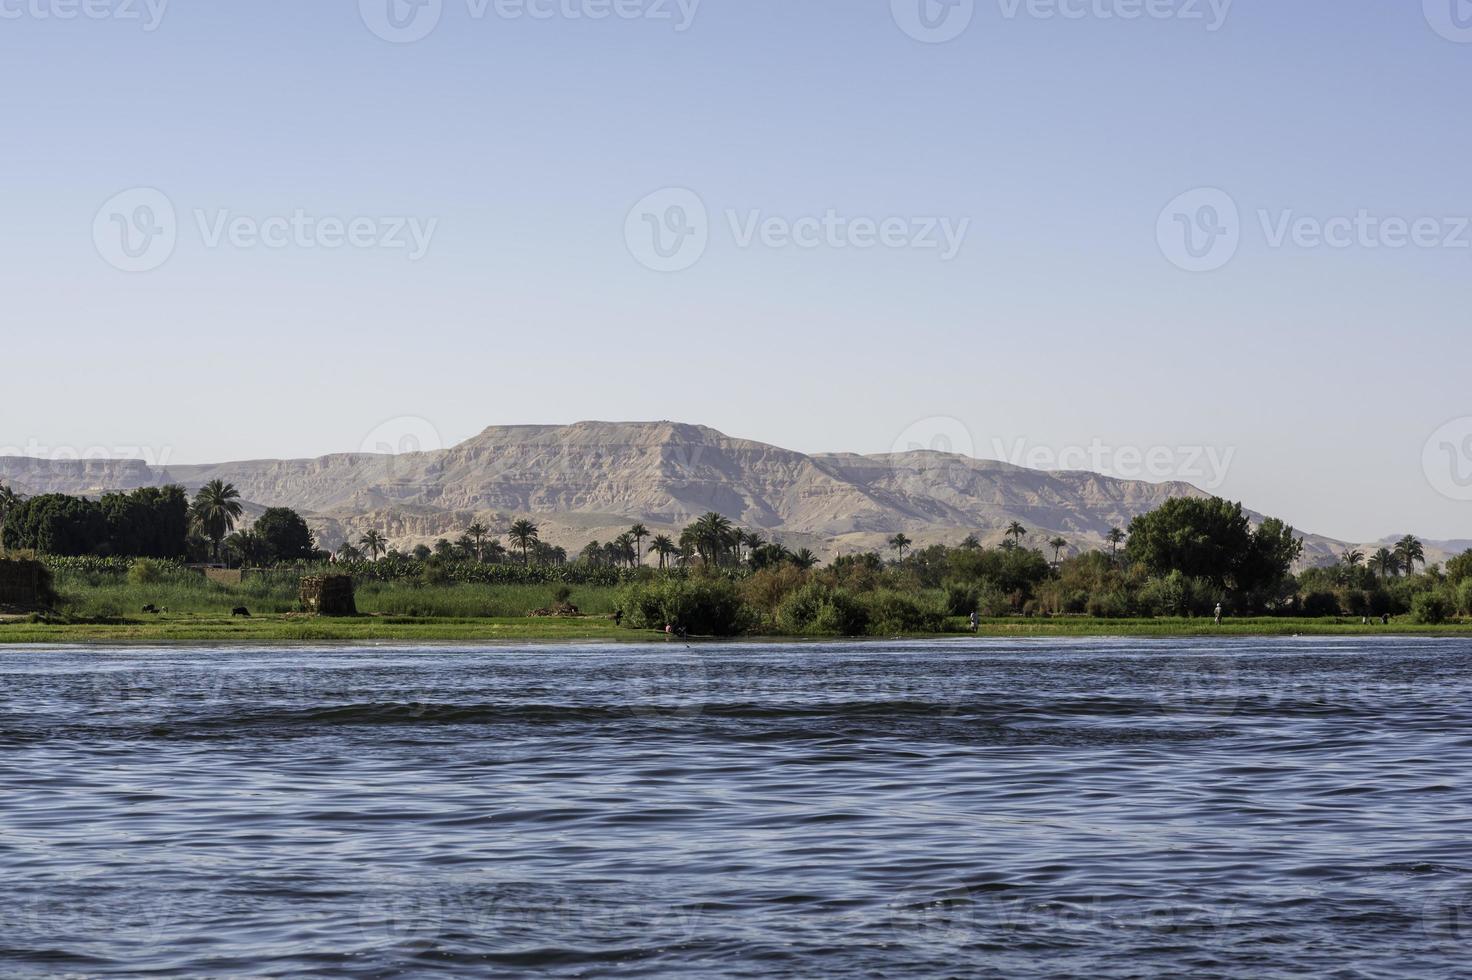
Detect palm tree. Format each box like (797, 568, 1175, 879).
(1395, 535, 1425, 578)
(613, 532, 637, 569)
(508, 519, 540, 565)
(1341, 548, 1365, 569)
(466, 522, 490, 563)
(689, 512, 735, 567)
(336, 540, 364, 562)
(1006, 522, 1028, 549)
(888, 533, 912, 562)
(1049, 536, 1068, 564)
(648, 534, 677, 570)
(191, 480, 244, 561)
(1370, 547, 1397, 581)
(629, 523, 650, 567)
(224, 529, 266, 568)
(1107, 527, 1125, 564)
(360, 529, 387, 561)
(790, 547, 820, 570)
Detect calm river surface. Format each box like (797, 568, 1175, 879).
(1, 638, 1469, 977)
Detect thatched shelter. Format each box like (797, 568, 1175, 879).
(299, 575, 357, 617)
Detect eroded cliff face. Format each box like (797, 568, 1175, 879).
(0, 420, 1369, 562)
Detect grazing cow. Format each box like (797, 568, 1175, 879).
(141, 604, 160, 614)
(232, 607, 251, 618)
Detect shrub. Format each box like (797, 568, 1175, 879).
(1458, 579, 1472, 617)
(1412, 592, 1452, 625)
(616, 578, 749, 636)
(943, 581, 979, 616)
(1086, 589, 1132, 619)
(776, 583, 869, 636)
(860, 589, 946, 635)
(1301, 591, 1341, 618)
(128, 558, 167, 586)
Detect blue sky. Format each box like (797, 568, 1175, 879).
(2, 0, 1470, 541)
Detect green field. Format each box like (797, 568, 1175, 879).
(2, 612, 1468, 645)
(0, 565, 1464, 645)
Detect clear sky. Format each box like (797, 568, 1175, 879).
(2, 0, 1470, 542)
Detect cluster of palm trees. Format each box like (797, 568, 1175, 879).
(342, 517, 547, 566)
(1340, 535, 1426, 581)
(891, 522, 1085, 567)
(579, 514, 819, 571)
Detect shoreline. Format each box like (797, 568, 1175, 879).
(1, 615, 1469, 645)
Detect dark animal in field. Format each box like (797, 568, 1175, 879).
(141, 604, 160, 614)
(232, 607, 251, 618)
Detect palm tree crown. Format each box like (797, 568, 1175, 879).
(508, 519, 540, 565)
(191, 480, 244, 561)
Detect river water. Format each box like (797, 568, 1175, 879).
(1, 638, 1469, 977)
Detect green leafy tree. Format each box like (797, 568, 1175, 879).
(253, 508, 316, 563)
(190, 480, 244, 561)
(508, 519, 540, 565)
(1126, 497, 1301, 594)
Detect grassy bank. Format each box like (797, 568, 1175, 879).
(2, 612, 1469, 645)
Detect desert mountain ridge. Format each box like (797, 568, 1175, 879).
(0, 420, 1460, 568)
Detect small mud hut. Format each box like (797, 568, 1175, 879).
(299, 575, 357, 617)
